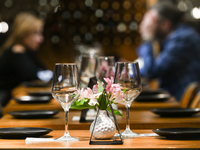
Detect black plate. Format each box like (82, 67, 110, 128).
(153, 128, 200, 140)
(14, 96, 52, 104)
(0, 127, 53, 139)
(28, 92, 52, 97)
(8, 110, 59, 119)
(151, 108, 200, 117)
(22, 82, 51, 87)
(135, 93, 171, 102)
(140, 89, 165, 96)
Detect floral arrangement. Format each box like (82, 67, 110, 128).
(71, 77, 126, 116)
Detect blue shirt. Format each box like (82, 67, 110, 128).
(137, 24, 200, 101)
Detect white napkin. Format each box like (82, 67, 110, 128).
(25, 137, 55, 143)
(138, 133, 158, 137)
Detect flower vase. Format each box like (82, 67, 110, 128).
(90, 110, 116, 139)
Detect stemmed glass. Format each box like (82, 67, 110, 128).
(79, 55, 96, 88)
(51, 63, 80, 141)
(95, 56, 115, 82)
(95, 56, 118, 110)
(114, 62, 142, 137)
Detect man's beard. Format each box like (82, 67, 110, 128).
(153, 27, 167, 43)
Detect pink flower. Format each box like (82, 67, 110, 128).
(75, 88, 85, 101)
(93, 81, 104, 94)
(113, 92, 126, 105)
(81, 88, 99, 106)
(93, 83, 99, 94)
(110, 84, 121, 93)
(82, 88, 93, 98)
(77, 77, 125, 109)
(104, 77, 114, 92)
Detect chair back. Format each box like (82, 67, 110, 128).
(190, 91, 200, 108)
(180, 82, 200, 108)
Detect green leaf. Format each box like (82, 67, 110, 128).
(107, 107, 123, 116)
(98, 94, 108, 110)
(75, 98, 85, 106)
(70, 99, 96, 110)
(123, 88, 127, 93)
(97, 81, 104, 93)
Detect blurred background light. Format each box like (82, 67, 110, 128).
(178, 1, 188, 11)
(4, 0, 12, 8)
(95, 9, 104, 18)
(85, 0, 93, 7)
(117, 22, 126, 32)
(50, 0, 59, 7)
(191, 7, 200, 19)
(0, 22, 9, 33)
(39, 0, 47, 6)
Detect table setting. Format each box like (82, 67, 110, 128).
(0, 55, 200, 149)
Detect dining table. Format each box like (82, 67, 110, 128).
(1, 84, 200, 149)
(2, 108, 200, 130)
(1, 85, 199, 130)
(3, 85, 180, 114)
(0, 130, 200, 149)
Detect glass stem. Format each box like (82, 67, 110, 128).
(64, 109, 70, 137)
(125, 105, 130, 130)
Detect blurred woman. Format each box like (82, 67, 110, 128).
(0, 12, 52, 110)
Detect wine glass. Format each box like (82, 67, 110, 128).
(114, 62, 142, 138)
(95, 56, 115, 82)
(79, 55, 96, 88)
(95, 56, 118, 110)
(51, 63, 80, 141)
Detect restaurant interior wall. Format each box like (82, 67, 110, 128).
(0, 0, 147, 70)
(0, 0, 199, 70)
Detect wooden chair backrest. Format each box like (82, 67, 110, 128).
(190, 91, 200, 108)
(180, 82, 200, 108)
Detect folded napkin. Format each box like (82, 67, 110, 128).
(138, 133, 158, 137)
(25, 137, 55, 143)
(114, 133, 158, 138)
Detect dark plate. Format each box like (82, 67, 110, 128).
(8, 110, 59, 119)
(28, 92, 52, 97)
(135, 93, 171, 102)
(14, 96, 52, 104)
(0, 127, 53, 139)
(151, 108, 200, 117)
(153, 128, 200, 140)
(140, 89, 165, 96)
(22, 81, 51, 87)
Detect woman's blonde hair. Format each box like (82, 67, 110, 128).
(2, 12, 44, 50)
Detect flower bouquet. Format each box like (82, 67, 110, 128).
(71, 77, 125, 139)
(71, 77, 126, 116)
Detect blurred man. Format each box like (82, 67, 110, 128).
(137, 2, 200, 101)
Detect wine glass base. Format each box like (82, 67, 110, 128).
(114, 128, 139, 138)
(54, 134, 79, 141)
(121, 128, 139, 137)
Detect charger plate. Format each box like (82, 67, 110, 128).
(151, 108, 200, 117)
(28, 92, 52, 97)
(14, 96, 52, 104)
(8, 110, 59, 119)
(153, 128, 200, 140)
(135, 93, 171, 102)
(0, 127, 53, 139)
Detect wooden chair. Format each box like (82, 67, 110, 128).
(180, 82, 200, 108)
(190, 91, 200, 108)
